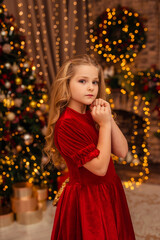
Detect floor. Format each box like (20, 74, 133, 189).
(125, 182, 160, 240)
(0, 164, 160, 240)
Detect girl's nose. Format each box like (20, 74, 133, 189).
(88, 83, 94, 90)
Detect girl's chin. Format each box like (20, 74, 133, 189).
(85, 101, 94, 105)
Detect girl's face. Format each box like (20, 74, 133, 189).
(68, 64, 99, 110)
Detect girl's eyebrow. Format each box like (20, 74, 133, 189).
(78, 76, 99, 81)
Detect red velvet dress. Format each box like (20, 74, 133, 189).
(51, 106, 135, 240)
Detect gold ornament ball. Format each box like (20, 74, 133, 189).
(7, 112, 16, 121)
(0, 9, 3, 14)
(30, 100, 37, 108)
(17, 125, 24, 132)
(42, 94, 48, 103)
(2, 44, 12, 54)
(28, 85, 34, 90)
(15, 43, 20, 48)
(41, 156, 48, 165)
(1, 30, 6, 36)
(23, 61, 30, 68)
(36, 110, 43, 117)
(0, 93, 5, 102)
(39, 116, 45, 122)
(16, 145, 22, 152)
(40, 103, 49, 113)
(5, 62, 11, 69)
(41, 126, 47, 136)
(14, 98, 22, 107)
(23, 134, 34, 145)
(11, 63, 19, 74)
(15, 77, 22, 85)
(5, 81, 11, 88)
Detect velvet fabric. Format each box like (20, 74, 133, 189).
(51, 106, 135, 240)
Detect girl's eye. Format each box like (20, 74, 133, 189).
(79, 80, 99, 84)
(79, 80, 86, 83)
(93, 81, 99, 85)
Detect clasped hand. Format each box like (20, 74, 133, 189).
(89, 98, 112, 126)
(90, 98, 108, 109)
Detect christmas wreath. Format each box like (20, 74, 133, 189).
(90, 5, 147, 65)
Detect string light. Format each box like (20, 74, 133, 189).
(121, 69, 150, 189)
(18, 1, 50, 79)
(71, 1, 78, 56)
(82, 0, 89, 53)
(62, 0, 69, 59)
(52, 0, 60, 68)
(105, 65, 151, 190)
(88, 1, 94, 57)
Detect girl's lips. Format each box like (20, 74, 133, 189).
(86, 94, 93, 96)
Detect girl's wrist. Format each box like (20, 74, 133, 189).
(99, 121, 112, 129)
(111, 116, 114, 122)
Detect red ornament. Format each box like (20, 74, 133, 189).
(4, 133, 10, 141)
(0, 45, 2, 56)
(156, 86, 160, 91)
(2, 74, 8, 79)
(12, 116, 19, 124)
(5, 121, 10, 128)
(16, 86, 23, 93)
(143, 85, 149, 91)
(0, 79, 5, 84)
(19, 114, 22, 120)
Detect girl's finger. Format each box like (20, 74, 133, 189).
(103, 102, 108, 107)
(95, 99, 99, 106)
(92, 100, 96, 106)
(101, 105, 105, 111)
(97, 99, 107, 107)
(93, 98, 108, 107)
(95, 104, 100, 112)
(100, 99, 105, 106)
(100, 99, 107, 106)
(97, 98, 102, 106)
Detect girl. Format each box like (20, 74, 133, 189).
(44, 54, 135, 240)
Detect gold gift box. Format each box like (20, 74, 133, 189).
(0, 207, 14, 228)
(33, 186, 48, 201)
(11, 196, 37, 213)
(12, 182, 33, 199)
(16, 208, 42, 225)
(11, 182, 48, 224)
(37, 200, 47, 211)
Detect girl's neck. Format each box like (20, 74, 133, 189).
(67, 103, 87, 114)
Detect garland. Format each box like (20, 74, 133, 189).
(105, 66, 160, 118)
(134, 66, 160, 100)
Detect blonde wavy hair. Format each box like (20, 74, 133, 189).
(43, 54, 107, 169)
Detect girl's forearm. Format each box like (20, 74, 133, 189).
(111, 117, 128, 158)
(96, 123, 112, 175)
(84, 123, 111, 176)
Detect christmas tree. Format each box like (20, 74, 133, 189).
(0, 0, 58, 204)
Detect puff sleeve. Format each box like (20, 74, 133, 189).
(55, 119, 100, 168)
